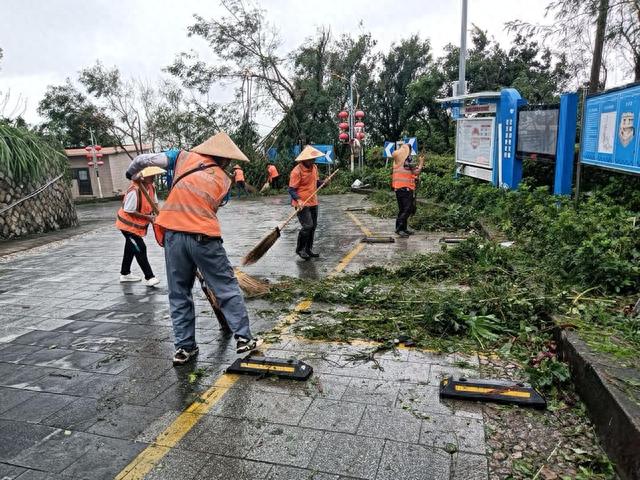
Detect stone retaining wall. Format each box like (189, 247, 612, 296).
(0, 170, 78, 240)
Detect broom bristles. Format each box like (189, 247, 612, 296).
(241, 228, 281, 266)
(234, 268, 270, 297)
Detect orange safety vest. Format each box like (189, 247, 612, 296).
(115, 183, 155, 237)
(267, 164, 279, 181)
(234, 168, 245, 182)
(289, 164, 318, 207)
(391, 164, 417, 191)
(155, 151, 231, 237)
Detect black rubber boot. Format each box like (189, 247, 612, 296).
(296, 231, 311, 260)
(305, 232, 319, 258)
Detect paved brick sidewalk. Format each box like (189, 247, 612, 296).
(0, 194, 487, 480)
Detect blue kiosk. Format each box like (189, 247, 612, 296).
(437, 88, 578, 195)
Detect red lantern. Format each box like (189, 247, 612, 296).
(355, 110, 365, 119)
(87, 162, 94, 167)
(356, 132, 366, 140)
(339, 122, 349, 130)
(85, 146, 92, 152)
(339, 132, 349, 142)
(355, 121, 364, 128)
(97, 161, 104, 166)
(338, 111, 348, 119)
(94, 145, 102, 151)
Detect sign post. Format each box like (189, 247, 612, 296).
(85, 129, 104, 199)
(554, 92, 579, 196)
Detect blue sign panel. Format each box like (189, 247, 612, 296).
(267, 147, 278, 161)
(383, 141, 395, 158)
(291, 145, 302, 157)
(403, 137, 418, 155)
(581, 82, 640, 174)
(311, 144, 335, 164)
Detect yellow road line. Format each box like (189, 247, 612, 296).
(114, 374, 238, 479)
(114, 215, 370, 479)
(345, 211, 373, 237)
(330, 243, 365, 276)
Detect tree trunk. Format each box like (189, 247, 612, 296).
(589, 0, 609, 94)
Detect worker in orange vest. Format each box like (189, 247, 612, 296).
(115, 166, 165, 287)
(289, 146, 325, 260)
(232, 164, 247, 197)
(267, 161, 280, 189)
(391, 144, 424, 238)
(125, 132, 262, 365)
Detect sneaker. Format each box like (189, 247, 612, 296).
(306, 250, 320, 258)
(405, 229, 415, 235)
(172, 346, 199, 366)
(120, 273, 141, 282)
(143, 277, 160, 287)
(296, 250, 311, 260)
(395, 230, 410, 238)
(236, 337, 264, 354)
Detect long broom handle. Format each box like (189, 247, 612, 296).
(277, 168, 340, 231)
(136, 180, 160, 215)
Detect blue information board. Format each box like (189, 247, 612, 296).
(311, 144, 335, 164)
(581, 82, 640, 174)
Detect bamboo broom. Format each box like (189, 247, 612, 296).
(241, 169, 340, 266)
(136, 180, 269, 297)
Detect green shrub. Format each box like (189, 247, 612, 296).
(0, 121, 67, 182)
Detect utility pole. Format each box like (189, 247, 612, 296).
(458, 0, 468, 96)
(349, 75, 355, 173)
(89, 128, 103, 199)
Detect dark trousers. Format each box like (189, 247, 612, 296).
(270, 176, 280, 189)
(235, 181, 247, 196)
(120, 230, 154, 279)
(296, 206, 318, 253)
(164, 231, 252, 349)
(395, 188, 414, 233)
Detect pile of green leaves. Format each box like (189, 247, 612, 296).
(269, 238, 566, 387)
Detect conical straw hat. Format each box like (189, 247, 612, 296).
(295, 145, 325, 162)
(392, 144, 410, 167)
(192, 132, 250, 162)
(140, 166, 166, 178)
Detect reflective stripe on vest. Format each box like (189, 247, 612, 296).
(115, 183, 153, 236)
(392, 166, 416, 190)
(154, 151, 231, 237)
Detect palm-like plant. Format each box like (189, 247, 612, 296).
(0, 121, 67, 183)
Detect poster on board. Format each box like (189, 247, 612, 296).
(516, 107, 559, 158)
(581, 82, 640, 173)
(456, 117, 495, 168)
(597, 111, 616, 154)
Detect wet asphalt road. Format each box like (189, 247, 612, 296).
(0, 193, 488, 480)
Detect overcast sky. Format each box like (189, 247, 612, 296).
(0, 0, 629, 130)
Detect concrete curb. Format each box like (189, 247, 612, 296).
(555, 328, 640, 480)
